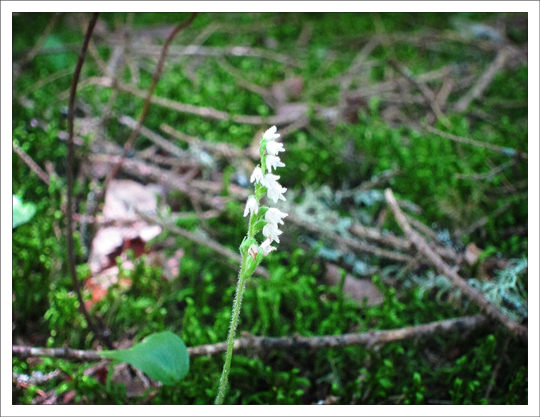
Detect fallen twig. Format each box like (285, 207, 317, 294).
(384, 188, 527, 343)
(454, 45, 518, 112)
(288, 214, 413, 264)
(96, 13, 199, 218)
(66, 12, 113, 349)
(129, 44, 300, 67)
(12, 314, 488, 361)
(12, 143, 50, 185)
(425, 125, 528, 159)
(13, 13, 61, 84)
(485, 336, 511, 399)
(388, 59, 451, 128)
(119, 115, 190, 159)
(454, 159, 515, 181)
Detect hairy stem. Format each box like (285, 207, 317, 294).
(215, 254, 249, 404)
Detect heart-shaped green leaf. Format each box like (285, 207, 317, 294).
(13, 195, 36, 229)
(99, 331, 190, 386)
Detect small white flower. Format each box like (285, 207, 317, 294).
(250, 167, 263, 184)
(248, 244, 258, 260)
(263, 223, 283, 243)
(263, 126, 280, 141)
(261, 173, 280, 187)
(266, 183, 287, 204)
(265, 140, 285, 156)
(243, 196, 259, 217)
(260, 238, 277, 256)
(265, 207, 288, 226)
(262, 174, 287, 203)
(266, 155, 285, 173)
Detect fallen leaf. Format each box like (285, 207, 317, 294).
(324, 263, 384, 306)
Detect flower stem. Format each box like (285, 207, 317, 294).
(215, 254, 249, 405)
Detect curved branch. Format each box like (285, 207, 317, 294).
(94, 13, 199, 217)
(66, 12, 113, 349)
(12, 314, 488, 361)
(385, 188, 527, 343)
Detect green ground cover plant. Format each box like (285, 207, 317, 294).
(12, 12, 528, 405)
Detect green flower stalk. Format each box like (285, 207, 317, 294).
(215, 126, 288, 405)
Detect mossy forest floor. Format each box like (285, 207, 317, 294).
(12, 12, 528, 405)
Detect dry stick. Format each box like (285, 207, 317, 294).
(13, 370, 64, 386)
(91, 13, 198, 219)
(455, 200, 514, 238)
(119, 115, 190, 159)
(160, 123, 243, 159)
(387, 59, 451, 128)
(384, 188, 527, 343)
(129, 44, 300, 67)
(454, 160, 515, 181)
(22, 68, 73, 96)
(347, 65, 452, 99)
(484, 336, 511, 400)
(216, 57, 275, 107)
(80, 76, 303, 127)
(12, 314, 488, 361)
(454, 45, 517, 113)
(119, 80, 300, 126)
(76, 14, 108, 75)
(65, 12, 113, 349)
(424, 125, 528, 160)
(348, 222, 461, 266)
(12, 143, 50, 185)
(13, 12, 62, 84)
(288, 214, 413, 264)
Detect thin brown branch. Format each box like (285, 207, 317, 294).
(425, 125, 528, 159)
(12, 143, 50, 185)
(347, 65, 453, 99)
(12, 314, 488, 362)
(454, 45, 518, 112)
(95, 13, 198, 214)
(129, 44, 300, 67)
(288, 214, 413, 264)
(119, 115, 190, 159)
(454, 160, 515, 181)
(348, 222, 461, 266)
(13, 12, 62, 84)
(66, 12, 112, 349)
(387, 59, 451, 128)
(77, 75, 308, 126)
(160, 123, 244, 159)
(485, 337, 511, 399)
(384, 188, 527, 343)
(455, 200, 514, 238)
(216, 57, 275, 107)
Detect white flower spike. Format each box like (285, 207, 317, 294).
(243, 196, 259, 217)
(217, 124, 289, 405)
(263, 125, 280, 141)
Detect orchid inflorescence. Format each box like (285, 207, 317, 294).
(215, 125, 288, 404)
(242, 126, 288, 267)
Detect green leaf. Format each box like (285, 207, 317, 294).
(13, 195, 36, 229)
(98, 331, 190, 385)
